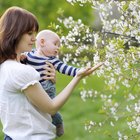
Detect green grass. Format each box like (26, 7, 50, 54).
(0, 72, 138, 140)
(56, 73, 117, 140)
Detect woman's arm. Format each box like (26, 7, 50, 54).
(24, 63, 103, 115)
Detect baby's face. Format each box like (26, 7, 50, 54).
(42, 34, 60, 57)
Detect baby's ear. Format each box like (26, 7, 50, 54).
(40, 38, 45, 46)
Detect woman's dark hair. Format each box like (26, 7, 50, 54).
(0, 6, 39, 64)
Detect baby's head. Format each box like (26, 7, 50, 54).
(35, 29, 60, 57)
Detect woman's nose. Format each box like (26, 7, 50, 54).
(32, 36, 36, 42)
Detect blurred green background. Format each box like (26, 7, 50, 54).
(0, 0, 94, 31)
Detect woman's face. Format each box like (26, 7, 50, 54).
(16, 31, 36, 53)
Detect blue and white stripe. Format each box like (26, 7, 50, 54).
(26, 51, 79, 82)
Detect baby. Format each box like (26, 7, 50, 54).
(25, 30, 80, 137)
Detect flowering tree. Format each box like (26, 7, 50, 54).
(54, 0, 140, 139)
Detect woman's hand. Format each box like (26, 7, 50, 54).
(76, 62, 103, 79)
(43, 62, 56, 83)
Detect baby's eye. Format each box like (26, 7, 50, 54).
(54, 41, 60, 47)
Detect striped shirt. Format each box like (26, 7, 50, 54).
(26, 50, 80, 83)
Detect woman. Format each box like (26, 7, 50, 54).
(0, 6, 102, 140)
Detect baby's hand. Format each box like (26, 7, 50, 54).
(20, 53, 27, 64)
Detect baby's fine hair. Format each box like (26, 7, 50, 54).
(35, 29, 60, 48)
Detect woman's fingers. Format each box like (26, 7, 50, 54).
(91, 62, 103, 71)
(76, 62, 103, 77)
(43, 61, 56, 83)
(85, 62, 103, 75)
(42, 71, 56, 83)
(44, 62, 55, 73)
(45, 61, 54, 68)
(42, 75, 56, 80)
(87, 62, 103, 74)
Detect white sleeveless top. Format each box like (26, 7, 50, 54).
(0, 60, 56, 140)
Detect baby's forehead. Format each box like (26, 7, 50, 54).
(47, 33, 60, 40)
(36, 30, 60, 43)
